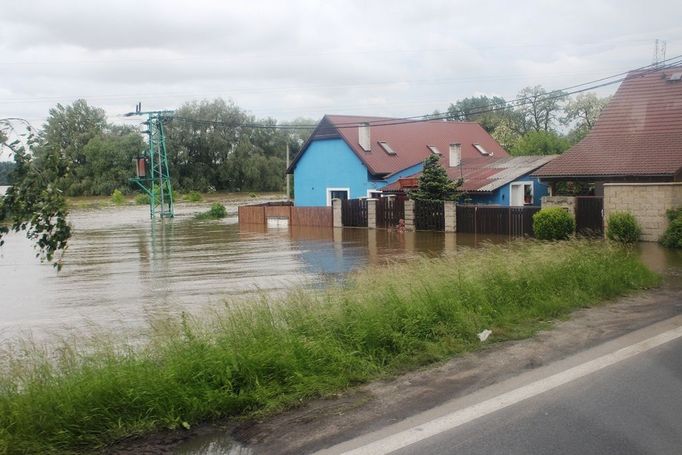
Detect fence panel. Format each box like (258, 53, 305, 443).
(575, 196, 604, 236)
(376, 197, 405, 229)
(342, 199, 368, 227)
(238, 205, 265, 224)
(290, 206, 332, 227)
(415, 200, 445, 231)
(456, 205, 539, 237)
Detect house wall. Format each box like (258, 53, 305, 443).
(466, 174, 550, 206)
(293, 138, 384, 206)
(383, 162, 424, 186)
(604, 182, 682, 242)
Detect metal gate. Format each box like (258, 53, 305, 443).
(414, 200, 445, 231)
(376, 197, 405, 229)
(575, 196, 604, 236)
(341, 199, 368, 227)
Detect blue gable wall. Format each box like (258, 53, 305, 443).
(294, 138, 385, 206)
(466, 173, 549, 206)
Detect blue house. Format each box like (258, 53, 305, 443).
(288, 115, 512, 206)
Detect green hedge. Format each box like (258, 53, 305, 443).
(532, 207, 575, 240)
(606, 212, 641, 244)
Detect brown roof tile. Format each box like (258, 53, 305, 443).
(289, 115, 508, 176)
(535, 66, 682, 178)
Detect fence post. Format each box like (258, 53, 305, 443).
(332, 198, 343, 227)
(444, 201, 456, 232)
(404, 199, 415, 231)
(367, 198, 377, 229)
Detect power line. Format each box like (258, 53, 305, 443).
(159, 55, 682, 131)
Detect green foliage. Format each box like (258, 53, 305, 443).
(533, 207, 575, 240)
(516, 85, 567, 133)
(110, 189, 125, 205)
(0, 161, 15, 185)
(510, 130, 570, 156)
(606, 212, 641, 244)
(195, 203, 227, 220)
(0, 128, 71, 268)
(446, 96, 513, 133)
(134, 193, 148, 205)
(563, 93, 610, 143)
(249, 192, 256, 198)
(660, 208, 682, 249)
(0, 241, 659, 453)
(410, 155, 461, 201)
(183, 191, 202, 202)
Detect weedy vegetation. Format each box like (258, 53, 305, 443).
(195, 203, 227, 220)
(0, 241, 659, 454)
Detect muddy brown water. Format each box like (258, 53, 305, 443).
(0, 203, 513, 342)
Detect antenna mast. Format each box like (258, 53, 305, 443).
(653, 39, 667, 67)
(126, 103, 175, 219)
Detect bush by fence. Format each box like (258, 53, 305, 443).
(606, 212, 641, 244)
(532, 207, 575, 240)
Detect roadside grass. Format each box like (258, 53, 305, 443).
(0, 240, 660, 454)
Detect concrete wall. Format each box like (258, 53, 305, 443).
(604, 183, 682, 242)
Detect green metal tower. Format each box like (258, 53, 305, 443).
(127, 104, 175, 218)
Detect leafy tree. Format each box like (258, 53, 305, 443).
(563, 93, 610, 143)
(0, 118, 70, 268)
(516, 85, 566, 133)
(446, 95, 514, 133)
(0, 161, 15, 185)
(510, 130, 570, 156)
(410, 155, 461, 201)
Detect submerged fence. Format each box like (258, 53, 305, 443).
(341, 199, 368, 227)
(457, 205, 540, 237)
(414, 200, 445, 231)
(376, 196, 405, 229)
(238, 201, 332, 228)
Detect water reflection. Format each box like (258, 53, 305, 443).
(1, 204, 680, 341)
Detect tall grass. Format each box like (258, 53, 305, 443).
(0, 241, 659, 454)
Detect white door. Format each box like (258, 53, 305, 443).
(510, 184, 524, 206)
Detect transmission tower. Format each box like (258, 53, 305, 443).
(126, 103, 175, 218)
(653, 39, 667, 67)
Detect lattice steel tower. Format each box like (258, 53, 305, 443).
(127, 104, 175, 218)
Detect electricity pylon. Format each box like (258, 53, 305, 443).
(126, 103, 175, 218)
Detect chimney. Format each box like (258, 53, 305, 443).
(449, 143, 461, 167)
(359, 123, 371, 152)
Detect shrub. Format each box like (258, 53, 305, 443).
(661, 208, 682, 249)
(135, 193, 148, 205)
(195, 203, 227, 220)
(606, 212, 641, 244)
(532, 207, 575, 240)
(110, 189, 125, 205)
(249, 192, 257, 198)
(183, 191, 202, 202)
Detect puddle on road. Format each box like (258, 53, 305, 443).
(173, 433, 252, 455)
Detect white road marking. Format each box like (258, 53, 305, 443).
(333, 324, 682, 455)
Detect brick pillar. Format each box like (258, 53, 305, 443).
(332, 198, 343, 228)
(444, 201, 456, 232)
(367, 198, 377, 229)
(404, 199, 415, 231)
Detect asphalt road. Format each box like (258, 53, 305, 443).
(318, 317, 682, 455)
(393, 336, 682, 455)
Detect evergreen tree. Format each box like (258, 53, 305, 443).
(410, 155, 461, 201)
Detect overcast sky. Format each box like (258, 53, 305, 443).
(1, 0, 681, 130)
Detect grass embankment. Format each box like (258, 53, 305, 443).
(0, 241, 659, 454)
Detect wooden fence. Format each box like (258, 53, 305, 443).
(415, 200, 445, 231)
(342, 199, 368, 227)
(456, 205, 540, 237)
(376, 197, 405, 229)
(575, 196, 604, 236)
(238, 202, 332, 228)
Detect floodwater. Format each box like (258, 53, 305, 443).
(0, 202, 510, 342)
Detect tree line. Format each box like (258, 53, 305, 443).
(441, 87, 610, 156)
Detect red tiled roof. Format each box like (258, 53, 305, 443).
(288, 114, 508, 176)
(535, 66, 682, 178)
(381, 155, 557, 193)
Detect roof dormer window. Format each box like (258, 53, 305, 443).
(473, 143, 491, 156)
(427, 145, 441, 155)
(378, 141, 397, 155)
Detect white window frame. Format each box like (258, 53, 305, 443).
(326, 187, 350, 206)
(509, 181, 534, 206)
(367, 190, 383, 199)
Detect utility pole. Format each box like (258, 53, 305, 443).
(286, 142, 291, 201)
(126, 103, 175, 219)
